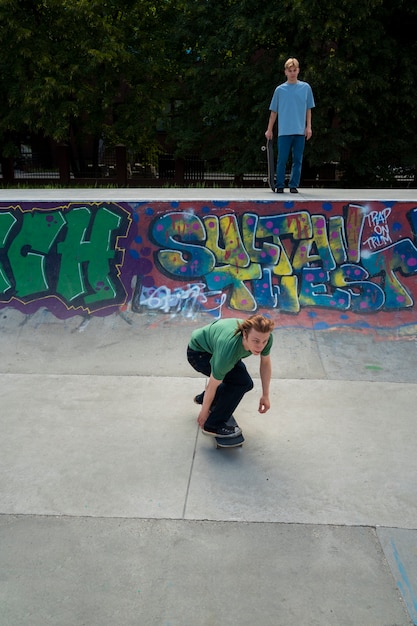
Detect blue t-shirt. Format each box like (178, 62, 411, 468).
(269, 80, 315, 136)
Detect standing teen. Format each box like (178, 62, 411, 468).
(265, 57, 315, 193)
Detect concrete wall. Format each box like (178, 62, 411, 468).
(1, 196, 417, 334)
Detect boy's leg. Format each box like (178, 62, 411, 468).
(276, 135, 292, 189)
(289, 134, 305, 188)
(187, 348, 253, 433)
(187, 347, 211, 406)
(204, 360, 253, 431)
(187, 347, 211, 377)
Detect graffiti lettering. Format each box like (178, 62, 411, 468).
(0, 204, 131, 312)
(2, 199, 417, 332)
(136, 282, 226, 319)
(150, 205, 417, 313)
(363, 207, 392, 250)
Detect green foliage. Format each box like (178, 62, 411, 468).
(0, 0, 178, 153)
(1, 0, 417, 184)
(166, 0, 285, 173)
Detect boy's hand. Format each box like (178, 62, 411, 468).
(258, 396, 270, 414)
(197, 409, 209, 428)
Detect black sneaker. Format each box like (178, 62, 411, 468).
(203, 424, 242, 438)
(194, 393, 218, 413)
(275, 187, 284, 193)
(290, 187, 298, 193)
(193, 392, 204, 405)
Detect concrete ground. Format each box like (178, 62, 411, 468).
(1, 187, 417, 625)
(1, 306, 417, 626)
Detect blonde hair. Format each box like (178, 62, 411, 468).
(284, 57, 299, 70)
(235, 314, 275, 336)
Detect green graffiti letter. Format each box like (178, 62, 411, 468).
(57, 206, 123, 304)
(8, 211, 65, 297)
(0, 212, 17, 293)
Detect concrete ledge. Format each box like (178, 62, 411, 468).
(0, 187, 416, 201)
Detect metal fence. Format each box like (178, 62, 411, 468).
(0, 144, 268, 187)
(2, 141, 416, 188)
(128, 153, 265, 185)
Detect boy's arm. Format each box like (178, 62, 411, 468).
(265, 111, 277, 140)
(258, 354, 272, 414)
(305, 109, 312, 140)
(197, 374, 222, 427)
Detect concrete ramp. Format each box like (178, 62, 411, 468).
(1, 304, 417, 625)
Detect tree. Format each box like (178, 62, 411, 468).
(167, 0, 284, 175)
(0, 0, 179, 167)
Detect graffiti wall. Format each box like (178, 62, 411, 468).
(1, 198, 417, 332)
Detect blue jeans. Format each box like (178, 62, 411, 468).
(187, 347, 253, 429)
(276, 134, 305, 189)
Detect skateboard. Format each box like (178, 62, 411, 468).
(261, 139, 275, 191)
(215, 415, 245, 449)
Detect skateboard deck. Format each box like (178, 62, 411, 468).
(262, 139, 275, 191)
(215, 415, 245, 449)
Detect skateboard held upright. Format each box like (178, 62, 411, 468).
(262, 139, 276, 191)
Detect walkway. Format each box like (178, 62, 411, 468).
(1, 308, 417, 625)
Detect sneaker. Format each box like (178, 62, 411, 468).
(203, 424, 242, 438)
(194, 393, 218, 413)
(193, 392, 204, 405)
(275, 187, 284, 193)
(290, 187, 298, 193)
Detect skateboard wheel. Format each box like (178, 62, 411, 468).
(262, 177, 267, 183)
(261, 146, 266, 152)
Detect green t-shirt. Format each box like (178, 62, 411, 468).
(189, 318, 273, 380)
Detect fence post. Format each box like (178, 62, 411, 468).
(115, 145, 127, 187)
(57, 144, 71, 185)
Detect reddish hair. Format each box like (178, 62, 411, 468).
(235, 314, 274, 336)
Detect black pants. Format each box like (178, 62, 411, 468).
(187, 347, 253, 429)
